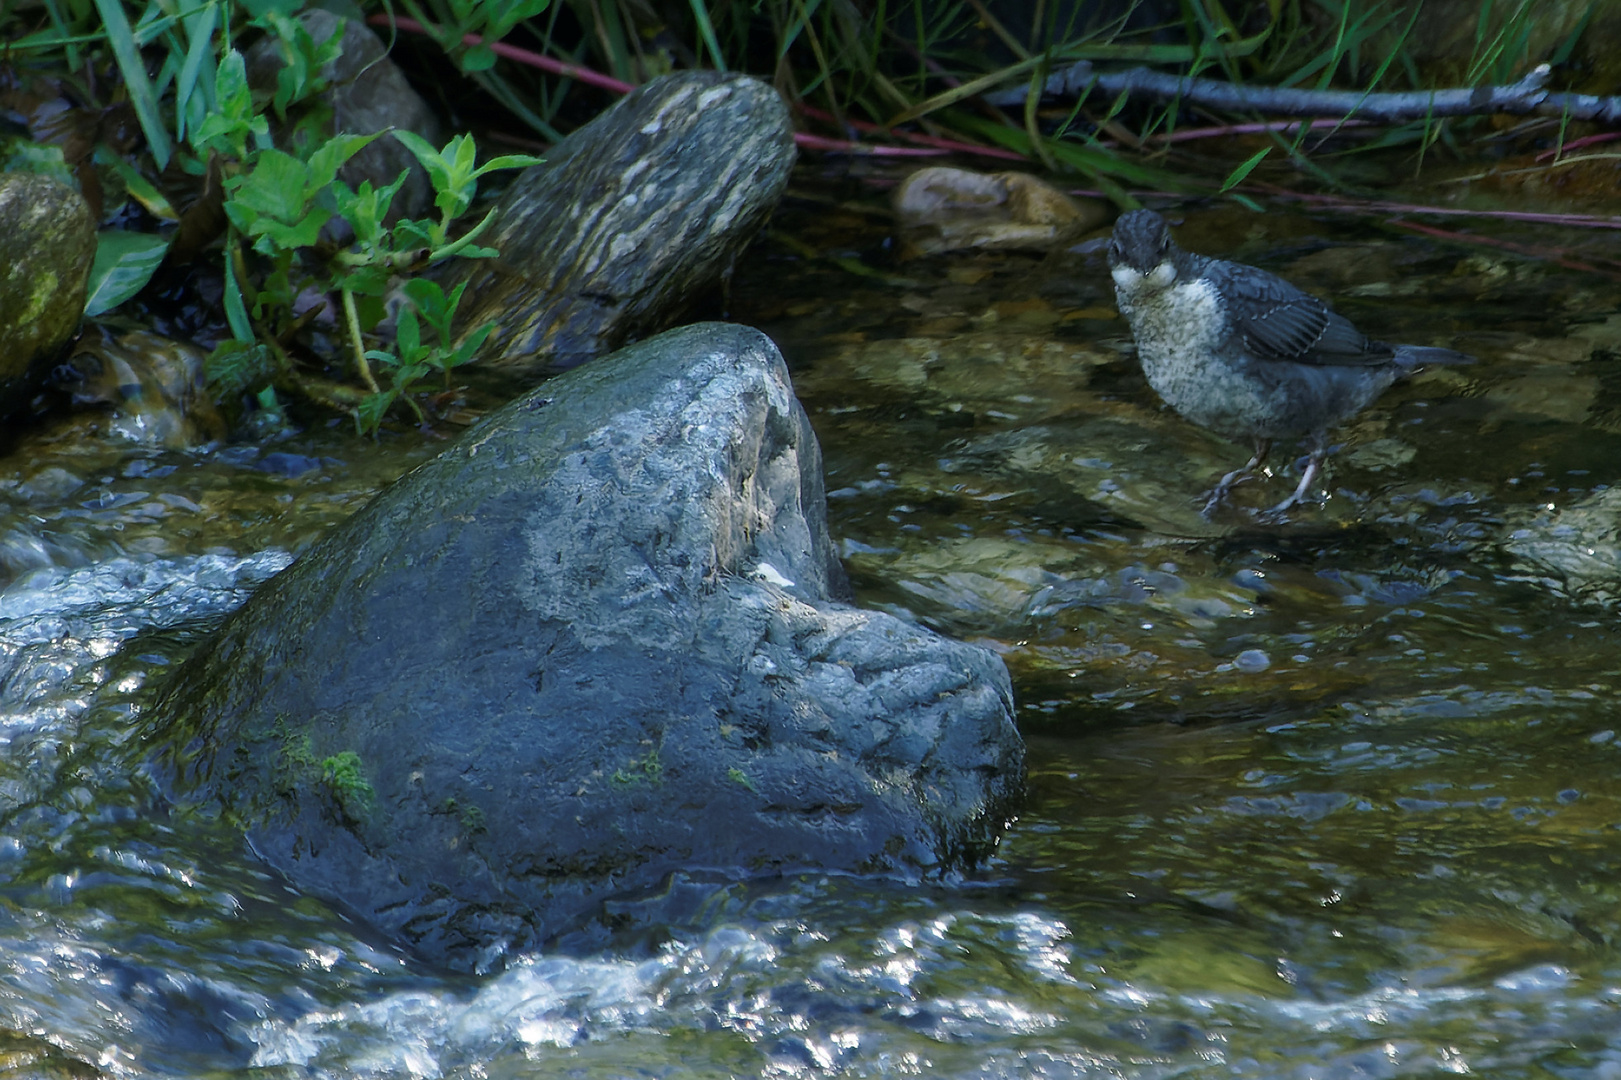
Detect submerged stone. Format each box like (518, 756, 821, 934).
(1503, 487, 1621, 607)
(146, 322, 1024, 970)
(50, 328, 224, 448)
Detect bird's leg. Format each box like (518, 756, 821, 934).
(1268, 437, 1328, 514)
(1201, 438, 1271, 517)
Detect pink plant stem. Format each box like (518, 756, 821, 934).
(796, 104, 1030, 161)
(1388, 218, 1621, 277)
(1535, 130, 1621, 162)
(1258, 186, 1621, 229)
(373, 15, 1025, 161)
(370, 14, 637, 94)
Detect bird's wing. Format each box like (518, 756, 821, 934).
(1203, 258, 1395, 367)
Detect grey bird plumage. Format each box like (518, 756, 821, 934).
(1107, 209, 1471, 514)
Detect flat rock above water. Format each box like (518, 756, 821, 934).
(147, 322, 1024, 970)
(451, 71, 796, 380)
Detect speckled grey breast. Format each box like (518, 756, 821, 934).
(1116, 272, 1399, 441)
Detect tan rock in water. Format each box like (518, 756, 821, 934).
(892, 166, 1107, 257)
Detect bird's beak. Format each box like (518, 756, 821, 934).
(1146, 261, 1177, 288)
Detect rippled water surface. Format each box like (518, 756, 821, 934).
(4, 180, 1621, 1077)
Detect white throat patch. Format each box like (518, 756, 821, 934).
(1111, 260, 1178, 296)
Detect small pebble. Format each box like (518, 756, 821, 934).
(1234, 648, 1270, 673)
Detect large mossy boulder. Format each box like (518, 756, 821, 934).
(0, 172, 95, 418)
(147, 322, 1024, 970)
(450, 72, 796, 380)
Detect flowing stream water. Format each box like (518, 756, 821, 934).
(3, 184, 1621, 1078)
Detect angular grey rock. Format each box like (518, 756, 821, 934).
(450, 72, 796, 380)
(246, 11, 444, 222)
(148, 322, 1023, 970)
(0, 172, 95, 417)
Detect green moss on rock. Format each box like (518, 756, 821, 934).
(0, 173, 94, 407)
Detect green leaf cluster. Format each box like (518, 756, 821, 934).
(19, 4, 542, 436)
(190, 45, 539, 434)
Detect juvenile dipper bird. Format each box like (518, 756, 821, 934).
(1107, 209, 1471, 515)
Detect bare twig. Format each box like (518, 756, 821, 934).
(990, 61, 1621, 127)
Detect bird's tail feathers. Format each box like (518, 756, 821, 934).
(1393, 344, 1474, 372)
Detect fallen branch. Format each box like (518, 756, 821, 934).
(989, 61, 1621, 127)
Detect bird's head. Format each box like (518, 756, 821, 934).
(1108, 209, 1181, 294)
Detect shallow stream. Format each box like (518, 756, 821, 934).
(4, 180, 1621, 1077)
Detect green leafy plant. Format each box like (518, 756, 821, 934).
(320, 750, 376, 817)
(192, 32, 539, 432)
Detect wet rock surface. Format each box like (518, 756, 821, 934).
(452, 71, 796, 380)
(0, 172, 95, 418)
(50, 328, 225, 449)
(146, 321, 1023, 970)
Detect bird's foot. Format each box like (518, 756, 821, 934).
(1261, 456, 1323, 517)
(1199, 441, 1273, 518)
(1199, 467, 1255, 518)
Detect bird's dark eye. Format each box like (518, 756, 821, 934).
(1108, 239, 1122, 258)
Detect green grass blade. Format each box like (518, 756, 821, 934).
(41, 0, 83, 68)
(1218, 146, 1269, 191)
(93, 0, 174, 168)
(1050, 30, 1270, 65)
(947, 110, 1190, 191)
(687, 0, 727, 72)
(223, 240, 254, 343)
(109, 157, 178, 219)
(886, 54, 1043, 125)
(175, 1, 220, 144)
